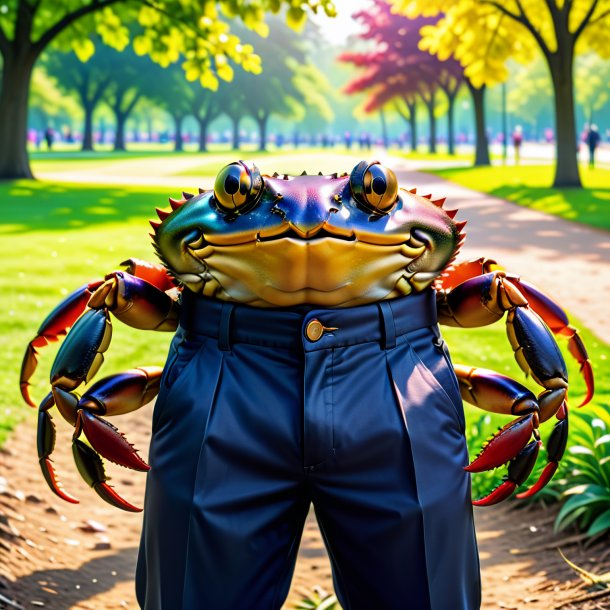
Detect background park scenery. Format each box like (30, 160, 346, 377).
(0, 0, 609, 608)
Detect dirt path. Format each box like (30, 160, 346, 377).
(1, 409, 609, 610)
(3, 153, 609, 609)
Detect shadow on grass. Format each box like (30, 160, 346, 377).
(490, 184, 610, 232)
(431, 165, 610, 233)
(0, 181, 170, 234)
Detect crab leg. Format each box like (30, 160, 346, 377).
(37, 392, 80, 504)
(517, 404, 569, 498)
(21, 282, 102, 406)
(455, 363, 569, 502)
(512, 279, 593, 406)
(37, 368, 162, 510)
(52, 367, 162, 473)
(437, 259, 593, 404)
(473, 441, 541, 506)
(72, 439, 142, 512)
(120, 258, 176, 293)
(21, 264, 179, 409)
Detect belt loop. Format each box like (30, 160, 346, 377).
(377, 301, 396, 350)
(218, 302, 234, 352)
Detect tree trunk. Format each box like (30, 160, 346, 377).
(0, 52, 36, 179)
(257, 115, 268, 151)
(114, 112, 126, 151)
(147, 117, 154, 143)
(174, 114, 184, 152)
(547, 51, 581, 187)
(407, 100, 417, 152)
(198, 117, 209, 152)
(423, 91, 437, 154)
(82, 102, 94, 152)
(447, 93, 456, 156)
(467, 82, 490, 167)
(232, 117, 240, 150)
(380, 108, 389, 148)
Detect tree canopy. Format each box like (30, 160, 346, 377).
(391, 0, 610, 185)
(0, 0, 336, 178)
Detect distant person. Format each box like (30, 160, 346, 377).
(586, 124, 601, 168)
(276, 133, 284, 149)
(44, 126, 54, 150)
(344, 131, 352, 149)
(512, 125, 523, 164)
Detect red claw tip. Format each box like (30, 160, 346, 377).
(94, 482, 142, 512)
(41, 458, 80, 504)
(472, 480, 517, 506)
(20, 383, 37, 408)
(578, 361, 594, 407)
(515, 462, 558, 499)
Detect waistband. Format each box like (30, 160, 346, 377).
(179, 290, 438, 352)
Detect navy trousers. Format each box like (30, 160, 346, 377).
(135, 291, 481, 610)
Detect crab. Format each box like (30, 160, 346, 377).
(20, 160, 594, 511)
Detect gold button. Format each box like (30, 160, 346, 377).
(306, 319, 324, 342)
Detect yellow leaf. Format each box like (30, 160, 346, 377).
(133, 35, 152, 56)
(286, 6, 307, 31)
(72, 38, 95, 62)
(200, 71, 219, 91)
(217, 62, 234, 81)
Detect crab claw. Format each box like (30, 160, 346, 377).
(72, 439, 141, 512)
(20, 283, 100, 406)
(566, 332, 594, 407)
(37, 394, 79, 504)
(50, 308, 112, 391)
(472, 480, 517, 506)
(516, 412, 569, 498)
(473, 440, 541, 506)
(514, 279, 593, 406)
(465, 413, 536, 473)
(75, 410, 149, 472)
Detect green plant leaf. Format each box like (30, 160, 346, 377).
(586, 508, 610, 536)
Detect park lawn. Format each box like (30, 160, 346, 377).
(0, 180, 174, 445)
(428, 164, 610, 232)
(0, 178, 607, 503)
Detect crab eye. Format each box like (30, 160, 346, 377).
(349, 160, 398, 214)
(213, 160, 263, 213)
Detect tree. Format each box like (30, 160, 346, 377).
(507, 59, 553, 138)
(226, 19, 310, 151)
(290, 61, 335, 142)
(146, 62, 193, 152)
(29, 68, 82, 138)
(392, 0, 610, 187)
(190, 88, 222, 152)
(0, 0, 335, 179)
(575, 54, 610, 125)
(339, 2, 467, 157)
(43, 47, 112, 151)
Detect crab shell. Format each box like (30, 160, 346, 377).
(151, 161, 465, 308)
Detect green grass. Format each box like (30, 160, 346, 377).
(428, 164, 610, 232)
(0, 181, 174, 445)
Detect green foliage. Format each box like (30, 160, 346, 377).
(575, 54, 610, 122)
(294, 587, 339, 610)
(554, 406, 610, 537)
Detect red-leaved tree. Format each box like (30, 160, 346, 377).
(340, 0, 489, 163)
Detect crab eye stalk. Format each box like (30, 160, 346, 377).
(213, 160, 263, 213)
(349, 160, 398, 214)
